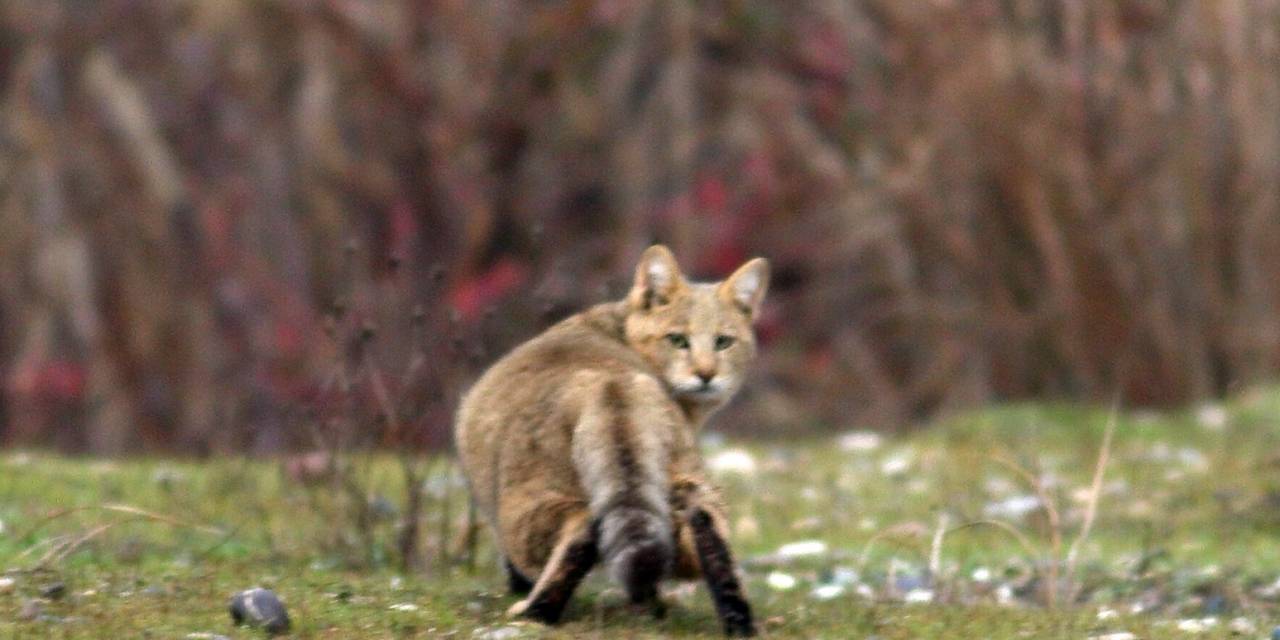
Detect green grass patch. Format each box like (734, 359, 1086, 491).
(5, 389, 1280, 638)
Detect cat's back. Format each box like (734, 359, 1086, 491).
(454, 304, 656, 509)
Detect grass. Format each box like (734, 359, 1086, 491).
(6, 388, 1280, 638)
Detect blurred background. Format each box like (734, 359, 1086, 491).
(3, 0, 1280, 454)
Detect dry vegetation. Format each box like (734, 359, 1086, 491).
(3, 0, 1280, 452)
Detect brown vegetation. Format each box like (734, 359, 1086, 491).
(3, 1, 1280, 452)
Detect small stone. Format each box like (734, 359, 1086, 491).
(777, 540, 828, 559)
(766, 571, 797, 591)
(708, 449, 757, 475)
(811, 584, 844, 600)
(473, 625, 526, 640)
(836, 431, 882, 452)
(903, 588, 934, 604)
(1196, 404, 1227, 430)
(1176, 617, 1217, 633)
(0, 576, 15, 594)
(40, 582, 66, 600)
(18, 599, 42, 621)
(389, 603, 419, 612)
(1089, 634, 1137, 640)
(229, 588, 290, 635)
(1096, 607, 1119, 621)
(880, 453, 912, 477)
(1227, 617, 1256, 635)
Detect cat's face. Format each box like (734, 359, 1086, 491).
(623, 246, 769, 408)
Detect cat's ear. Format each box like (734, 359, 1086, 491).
(719, 257, 770, 320)
(628, 245, 686, 311)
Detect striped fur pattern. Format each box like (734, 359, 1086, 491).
(454, 245, 768, 633)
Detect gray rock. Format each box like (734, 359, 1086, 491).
(229, 587, 291, 635)
(39, 582, 66, 600)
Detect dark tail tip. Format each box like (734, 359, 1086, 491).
(615, 538, 671, 603)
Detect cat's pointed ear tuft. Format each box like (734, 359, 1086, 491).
(719, 257, 770, 320)
(628, 245, 685, 311)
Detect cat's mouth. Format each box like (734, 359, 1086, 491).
(671, 380, 727, 403)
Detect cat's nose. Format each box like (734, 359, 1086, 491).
(696, 372, 715, 385)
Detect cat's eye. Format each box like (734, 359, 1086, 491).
(714, 335, 736, 351)
(666, 333, 690, 349)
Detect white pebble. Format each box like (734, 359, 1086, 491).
(1228, 617, 1256, 634)
(811, 584, 845, 600)
(983, 494, 1042, 520)
(903, 588, 934, 604)
(473, 626, 525, 640)
(766, 571, 797, 591)
(880, 453, 912, 477)
(831, 567, 860, 585)
(836, 431, 882, 452)
(389, 603, 419, 612)
(1196, 404, 1227, 430)
(0, 577, 15, 594)
(777, 540, 828, 559)
(1175, 617, 1217, 633)
(708, 449, 757, 475)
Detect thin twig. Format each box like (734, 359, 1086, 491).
(928, 511, 950, 579)
(989, 452, 1063, 605)
(944, 519, 1041, 561)
(1064, 395, 1120, 601)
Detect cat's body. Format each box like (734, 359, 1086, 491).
(455, 246, 767, 636)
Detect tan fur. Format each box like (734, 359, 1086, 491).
(454, 245, 769, 620)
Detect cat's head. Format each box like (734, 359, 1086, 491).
(623, 245, 770, 409)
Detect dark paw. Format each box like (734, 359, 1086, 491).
(505, 559, 533, 596)
(724, 616, 757, 637)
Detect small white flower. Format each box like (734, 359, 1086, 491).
(766, 571, 798, 591)
(708, 449, 757, 475)
(971, 567, 992, 583)
(777, 540, 828, 559)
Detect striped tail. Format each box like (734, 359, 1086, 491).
(574, 379, 674, 603)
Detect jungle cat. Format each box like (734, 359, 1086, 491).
(454, 245, 768, 636)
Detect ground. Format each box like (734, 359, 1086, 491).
(5, 389, 1280, 638)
